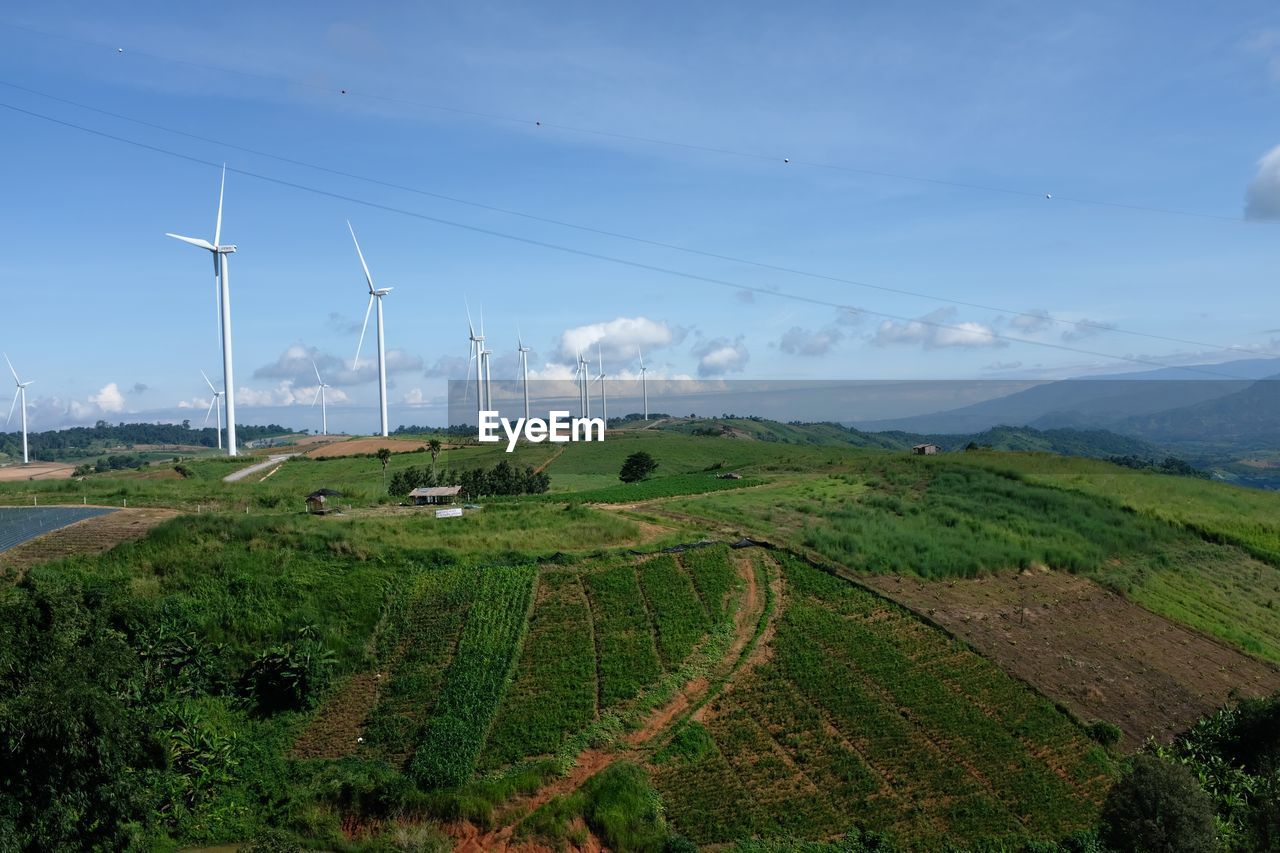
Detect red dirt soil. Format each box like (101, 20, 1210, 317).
(304, 437, 431, 459)
(865, 567, 1280, 748)
(0, 462, 75, 481)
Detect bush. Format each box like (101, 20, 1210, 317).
(1100, 753, 1219, 853)
(1086, 720, 1123, 750)
(620, 451, 658, 483)
(238, 626, 336, 714)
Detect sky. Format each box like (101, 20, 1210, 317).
(1, 1, 1279, 432)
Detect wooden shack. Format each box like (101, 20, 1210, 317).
(306, 488, 343, 515)
(912, 443, 941, 456)
(410, 485, 462, 506)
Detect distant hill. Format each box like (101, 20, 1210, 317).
(851, 357, 1280, 435)
(1118, 377, 1280, 446)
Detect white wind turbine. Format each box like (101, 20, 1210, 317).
(517, 329, 531, 422)
(200, 370, 225, 451)
(311, 359, 331, 436)
(596, 347, 608, 424)
(577, 351, 591, 418)
(348, 222, 393, 437)
(465, 303, 487, 422)
(4, 354, 33, 465)
(166, 165, 239, 455)
(638, 347, 649, 420)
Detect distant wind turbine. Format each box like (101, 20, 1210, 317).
(311, 359, 330, 436)
(4, 354, 33, 464)
(596, 347, 608, 424)
(348, 221, 393, 437)
(517, 328, 531, 422)
(638, 347, 649, 420)
(465, 302, 486, 423)
(577, 351, 591, 418)
(166, 165, 239, 455)
(200, 370, 225, 451)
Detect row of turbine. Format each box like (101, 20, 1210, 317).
(167, 168, 393, 456)
(466, 306, 650, 426)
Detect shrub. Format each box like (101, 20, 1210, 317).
(620, 451, 659, 483)
(1100, 754, 1219, 853)
(238, 626, 336, 714)
(1086, 720, 1123, 750)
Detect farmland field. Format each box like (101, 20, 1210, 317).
(655, 554, 1114, 848)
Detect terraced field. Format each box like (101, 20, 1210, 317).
(654, 554, 1113, 849)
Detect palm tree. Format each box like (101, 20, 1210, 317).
(427, 438, 442, 475)
(376, 447, 392, 484)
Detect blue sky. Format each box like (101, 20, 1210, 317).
(1, 1, 1279, 431)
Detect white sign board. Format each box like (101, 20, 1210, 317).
(435, 507, 463, 519)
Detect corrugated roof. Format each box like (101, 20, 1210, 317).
(409, 486, 463, 497)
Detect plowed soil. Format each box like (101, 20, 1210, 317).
(0, 507, 179, 579)
(0, 462, 75, 481)
(304, 437, 432, 458)
(865, 567, 1280, 747)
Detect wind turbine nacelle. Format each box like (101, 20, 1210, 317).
(217, 245, 237, 254)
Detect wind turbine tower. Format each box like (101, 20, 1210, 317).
(638, 348, 649, 421)
(311, 359, 331, 436)
(597, 347, 608, 424)
(517, 330, 531, 422)
(577, 351, 591, 418)
(166, 166, 239, 455)
(201, 370, 225, 450)
(466, 304, 486, 423)
(4, 354, 33, 464)
(348, 222, 393, 437)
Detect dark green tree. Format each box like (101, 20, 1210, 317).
(427, 438, 442, 474)
(619, 451, 658, 483)
(1100, 753, 1220, 853)
(375, 447, 392, 483)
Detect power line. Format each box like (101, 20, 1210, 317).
(1, 19, 1262, 226)
(0, 98, 1258, 380)
(0, 78, 1268, 362)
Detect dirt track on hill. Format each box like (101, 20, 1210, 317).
(866, 567, 1280, 748)
(304, 437, 432, 459)
(0, 462, 75, 481)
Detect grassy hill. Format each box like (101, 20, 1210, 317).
(4, 422, 1280, 850)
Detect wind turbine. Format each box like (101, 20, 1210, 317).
(200, 370, 225, 451)
(166, 165, 238, 456)
(638, 347, 649, 420)
(348, 221, 393, 437)
(311, 359, 330, 436)
(577, 351, 591, 418)
(596, 347, 608, 424)
(517, 328, 531, 422)
(466, 302, 486, 422)
(4, 354, 32, 464)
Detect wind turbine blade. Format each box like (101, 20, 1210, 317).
(3, 354, 18, 384)
(465, 298, 476, 338)
(312, 358, 323, 385)
(638, 347, 644, 369)
(203, 395, 217, 426)
(462, 345, 476, 405)
(311, 385, 322, 407)
(5, 393, 16, 426)
(353, 294, 375, 369)
(200, 369, 216, 394)
(165, 233, 216, 251)
(347, 220, 376, 293)
(214, 164, 225, 248)
(480, 303, 486, 337)
(517, 323, 524, 350)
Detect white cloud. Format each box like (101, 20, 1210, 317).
(234, 381, 349, 407)
(255, 342, 421, 387)
(1010, 309, 1052, 334)
(1246, 144, 1280, 220)
(693, 337, 750, 376)
(778, 326, 843, 356)
(557, 316, 684, 362)
(873, 308, 1005, 349)
(1060, 318, 1117, 343)
(402, 388, 426, 404)
(88, 383, 125, 413)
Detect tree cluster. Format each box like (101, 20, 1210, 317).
(389, 459, 549, 498)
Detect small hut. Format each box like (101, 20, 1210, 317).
(306, 488, 343, 515)
(912, 443, 941, 456)
(410, 485, 462, 506)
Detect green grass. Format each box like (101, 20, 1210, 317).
(479, 569, 597, 771)
(679, 546, 741, 622)
(582, 562, 664, 706)
(541, 472, 762, 504)
(408, 564, 536, 788)
(655, 554, 1113, 848)
(637, 554, 709, 669)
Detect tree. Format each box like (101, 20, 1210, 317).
(1100, 753, 1220, 853)
(375, 447, 392, 482)
(427, 438, 442, 475)
(619, 451, 658, 483)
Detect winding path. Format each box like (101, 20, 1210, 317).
(222, 453, 296, 483)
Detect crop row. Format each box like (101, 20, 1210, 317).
(408, 564, 536, 788)
(361, 568, 474, 765)
(544, 473, 760, 504)
(478, 570, 597, 770)
(636, 555, 709, 668)
(678, 546, 740, 622)
(581, 562, 662, 706)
